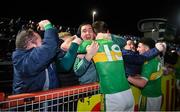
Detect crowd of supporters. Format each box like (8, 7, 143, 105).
(0, 18, 180, 111)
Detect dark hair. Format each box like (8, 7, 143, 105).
(92, 21, 108, 34)
(15, 29, 36, 49)
(76, 21, 92, 37)
(139, 37, 155, 49)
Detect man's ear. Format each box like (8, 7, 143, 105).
(26, 42, 37, 49)
(144, 45, 150, 52)
(93, 33, 97, 39)
(32, 44, 37, 47)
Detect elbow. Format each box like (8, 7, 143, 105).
(57, 63, 71, 72)
(62, 66, 71, 72)
(139, 84, 145, 88)
(139, 81, 147, 88)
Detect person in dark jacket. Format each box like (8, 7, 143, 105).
(121, 38, 162, 76)
(56, 32, 81, 87)
(12, 20, 60, 94)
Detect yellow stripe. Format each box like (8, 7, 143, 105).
(144, 61, 148, 64)
(111, 51, 122, 61)
(93, 52, 108, 63)
(93, 51, 122, 63)
(150, 68, 163, 80)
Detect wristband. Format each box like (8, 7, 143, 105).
(44, 23, 53, 30)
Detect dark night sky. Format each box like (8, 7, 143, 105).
(1, 0, 180, 36)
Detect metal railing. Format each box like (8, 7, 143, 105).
(0, 82, 100, 111)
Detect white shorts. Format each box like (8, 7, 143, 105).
(105, 89, 134, 111)
(139, 95, 162, 111)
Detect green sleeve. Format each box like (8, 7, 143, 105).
(77, 40, 92, 54)
(56, 42, 79, 72)
(141, 61, 153, 80)
(73, 40, 94, 76)
(111, 34, 126, 48)
(73, 57, 92, 76)
(44, 23, 53, 30)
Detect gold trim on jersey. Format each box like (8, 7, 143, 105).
(93, 51, 122, 63)
(150, 68, 163, 80)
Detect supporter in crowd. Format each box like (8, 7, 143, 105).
(128, 38, 164, 111)
(56, 32, 81, 87)
(58, 32, 71, 41)
(56, 32, 81, 73)
(175, 48, 180, 109)
(163, 46, 180, 110)
(73, 22, 99, 84)
(123, 38, 136, 52)
(12, 20, 61, 94)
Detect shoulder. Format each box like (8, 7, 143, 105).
(144, 57, 159, 65)
(111, 34, 124, 39)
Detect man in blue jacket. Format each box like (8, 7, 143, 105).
(12, 20, 60, 94)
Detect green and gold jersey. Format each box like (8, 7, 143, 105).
(141, 57, 162, 97)
(78, 39, 130, 94)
